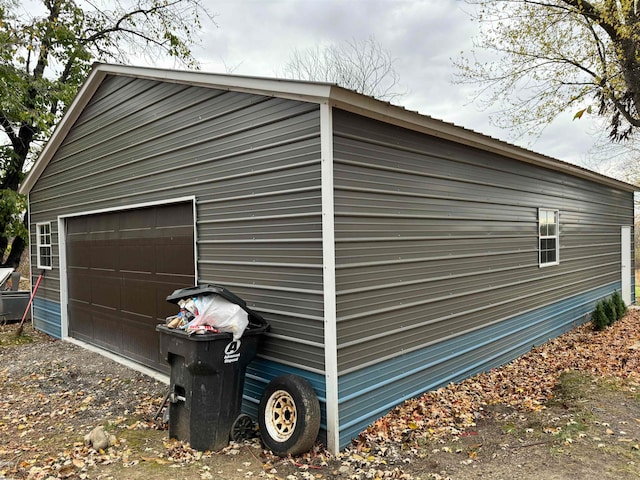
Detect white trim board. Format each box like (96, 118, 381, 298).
(320, 102, 340, 455)
(621, 226, 632, 305)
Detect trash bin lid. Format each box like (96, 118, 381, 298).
(0, 268, 13, 289)
(166, 284, 268, 328)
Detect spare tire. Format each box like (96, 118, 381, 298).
(258, 374, 320, 456)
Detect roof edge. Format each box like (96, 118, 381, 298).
(327, 87, 638, 193)
(19, 63, 638, 195)
(19, 63, 334, 195)
(96, 63, 334, 100)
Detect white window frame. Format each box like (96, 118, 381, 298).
(36, 222, 53, 269)
(538, 209, 559, 267)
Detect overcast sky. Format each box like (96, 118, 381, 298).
(17, 0, 611, 169)
(164, 0, 609, 169)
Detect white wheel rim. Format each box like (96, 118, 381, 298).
(264, 389, 297, 442)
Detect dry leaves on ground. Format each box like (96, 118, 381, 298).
(1, 308, 640, 480)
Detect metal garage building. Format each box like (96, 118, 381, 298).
(19, 63, 636, 453)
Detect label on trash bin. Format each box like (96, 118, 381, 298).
(224, 340, 241, 363)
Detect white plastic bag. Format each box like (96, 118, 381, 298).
(192, 295, 249, 340)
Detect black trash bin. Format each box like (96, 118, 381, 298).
(157, 284, 268, 452)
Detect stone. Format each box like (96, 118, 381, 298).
(84, 426, 116, 450)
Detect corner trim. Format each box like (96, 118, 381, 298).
(320, 102, 340, 454)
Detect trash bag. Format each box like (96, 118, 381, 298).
(191, 295, 249, 340)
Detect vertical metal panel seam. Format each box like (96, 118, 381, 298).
(320, 101, 339, 454)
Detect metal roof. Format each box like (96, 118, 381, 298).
(19, 62, 638, 194)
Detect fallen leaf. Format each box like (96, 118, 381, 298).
(141, 457, 172, 465)
(58, 465, 75, 478)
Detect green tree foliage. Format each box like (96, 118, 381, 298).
(591, 300, 608, 331)
(0, 188, 27, 238)
(455, 0, 640, 142)
(611, 290, 627, 319)
(0, 0, 213, 267)
(603, 297, 617, 325)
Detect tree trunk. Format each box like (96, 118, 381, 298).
(3, 236, 26, 269)
(1, 213, 27, 269)
(0, 236, 8, 264)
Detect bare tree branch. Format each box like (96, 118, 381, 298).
(281, 36, 407, 103)
(456, 0, 640, 141)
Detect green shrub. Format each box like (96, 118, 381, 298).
(603, 298, 617, 326)
(592, 301, 609, 331)
(612, 290, 627, 320)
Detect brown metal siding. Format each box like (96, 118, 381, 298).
(332, 108, 634, 373)
(28, 75, 325, 373)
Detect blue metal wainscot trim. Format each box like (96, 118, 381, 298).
(32, 297, 62, 339)
(336, 282, 621, 449)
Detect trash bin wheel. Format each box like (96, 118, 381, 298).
(258, 374, 320, 456)
(230, 414, 256, 442)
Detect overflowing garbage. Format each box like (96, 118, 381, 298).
(164, 285, 266, 341)
(165, 294, 249, 340)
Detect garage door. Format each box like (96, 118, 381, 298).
(66, 201, 195, 372)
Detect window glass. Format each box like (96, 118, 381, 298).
(539, 209, 559, 267)
(539, 221, 546, 237)
(547, 211, 557, 236)
(36, 223, 52, 269)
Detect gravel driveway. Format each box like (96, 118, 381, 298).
(1, 310, 640, 480)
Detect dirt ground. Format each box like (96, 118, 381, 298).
(0, 316, 639, 480)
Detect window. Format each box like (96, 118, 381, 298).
(539, 209, 559, 267)
(36, 223, 52, 269)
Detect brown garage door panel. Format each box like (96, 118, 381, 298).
(91, 308, 123, 351)
(90, 274, 121, 310)
(118, 243, 155, 273)
(91, 242, 120, 270)
(68, 301, 93, 343)
(66, 202, 195, 373)
(66, 243, 91, 270)
(156, 240, 196, 275)
(68, 268, 92, 303)
(121, 314, 164, 370)
(120, 277, 157, 317)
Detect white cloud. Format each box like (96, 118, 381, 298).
(158, 0, 613, 169)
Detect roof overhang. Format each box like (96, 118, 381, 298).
(326, 87, 637, 193)
(19, 62, 638, 195)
